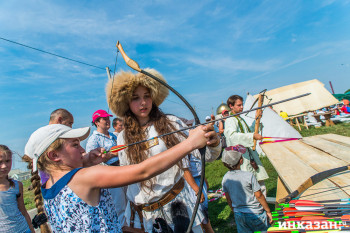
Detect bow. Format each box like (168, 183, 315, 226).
(253, 92, 264, 150)
(116, 41, 206, 233)
(278, 165, 350, 204)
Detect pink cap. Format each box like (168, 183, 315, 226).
(92, 110, 113, 122)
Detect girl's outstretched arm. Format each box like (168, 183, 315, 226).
(17, 181, 35, 233)
(77, 125, 212, 189)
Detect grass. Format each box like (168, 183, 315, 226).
(23, 179, 36, 210)
(21, 122, 350, 231)
(298, 122, 350, 137)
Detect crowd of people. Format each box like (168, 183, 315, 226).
(275, 99, 350, 128)
(1, 69, 274, 233)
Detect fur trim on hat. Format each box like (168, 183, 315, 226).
(106, 68, 169, 117)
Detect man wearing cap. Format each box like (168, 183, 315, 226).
(224, 95, 269, 196)
(218, 110, 229, 149)
(219, 109, 229, 135)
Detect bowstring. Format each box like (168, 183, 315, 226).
(102, 50, 119, 151)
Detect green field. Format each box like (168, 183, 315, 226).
(22, 122, 350, 232)
(23, 179, 36, 210)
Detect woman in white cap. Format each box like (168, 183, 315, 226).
(106, 69, 221, 232)
(23, 122, 215, 232)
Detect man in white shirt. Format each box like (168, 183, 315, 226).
(224, 95, 269, 196)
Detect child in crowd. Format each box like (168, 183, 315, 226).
(23, 122, 214, 232)
(112, 118, 124, 137)
(0, 145, 35, 233)
(106, 69, 221, 232)
(222, 146, 272, 233)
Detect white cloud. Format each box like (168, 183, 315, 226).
(0, 1, 208, 47)
(187, 56, 281, 72)
(248, 52, 321, 81)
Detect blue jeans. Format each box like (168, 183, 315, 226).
(194, 176, 209, 224)
(234, 211, 269, 233)
(194, 176, 208, 209)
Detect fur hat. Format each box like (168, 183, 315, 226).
(106, 69, 169, 117)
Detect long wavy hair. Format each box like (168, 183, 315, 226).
(123, 103, 187, 192)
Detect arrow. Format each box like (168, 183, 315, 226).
(288, 199, 350, 205)
(299, 214, 350, 222)
(280, 202, 350, 211)
(263, 137, 301, 140)
(273, 208, 350, 217)
(272, 210, 350, 221)
(260, 138, 300, 145)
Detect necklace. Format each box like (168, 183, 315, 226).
(140, 119, 152, 127)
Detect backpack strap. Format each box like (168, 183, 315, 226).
(130, 202, 145, 231)
(234, 116, 251, 133)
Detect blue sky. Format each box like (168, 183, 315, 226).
(1, 0, 349, 170)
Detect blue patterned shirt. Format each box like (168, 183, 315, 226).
(86, 130, 119, 165)
(42, 168, 122, 233)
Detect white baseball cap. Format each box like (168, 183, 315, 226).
(25, 124, 90, 172)
(221, 148, 242, 167)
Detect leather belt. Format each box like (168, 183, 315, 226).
(140, 178, 184, 212)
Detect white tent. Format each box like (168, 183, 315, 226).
(254, 79, 338, 115)
(243, 94, 302, 155)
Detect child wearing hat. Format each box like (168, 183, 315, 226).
(222, 146, 272, 233)
(106, 69, 221, 232)
(23, 123, 214, 232)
